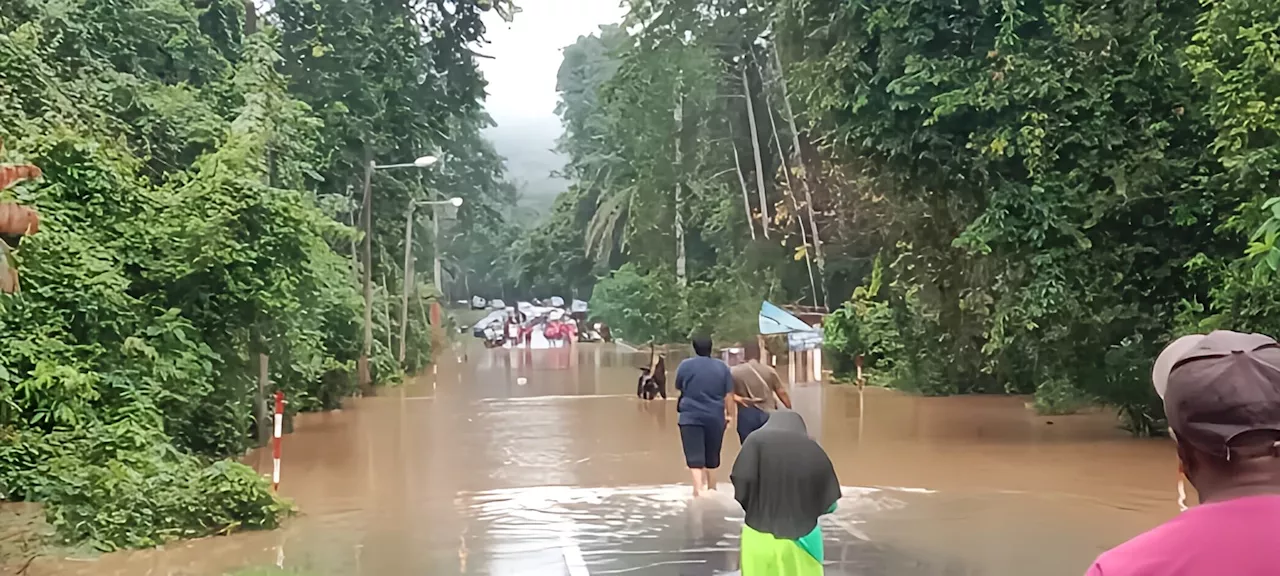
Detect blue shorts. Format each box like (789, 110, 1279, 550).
(736, 405, 769, 444)
(679, 421, 725, 469)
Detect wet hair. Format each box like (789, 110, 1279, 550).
(691, 335, 713, 357)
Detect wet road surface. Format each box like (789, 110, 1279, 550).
(22, 342, 1181, 575)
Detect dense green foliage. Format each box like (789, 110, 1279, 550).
(519, 0, 1280, 432)
(0, 0, 517, 550)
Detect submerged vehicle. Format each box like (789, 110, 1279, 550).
(564, 300, 610, 343)
(481, 324, 505, 348)
(471, 310, 506, 338)
(578, 321, 612, 343)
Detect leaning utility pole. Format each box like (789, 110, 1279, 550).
(773, 46, 826, 308)
(742, 63, 770, 239)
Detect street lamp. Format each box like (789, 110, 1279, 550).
(357, 156, 439, 392)
(399, 196, 463, 363)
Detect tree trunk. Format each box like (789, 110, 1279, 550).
(382, 274, 394, 353)
(773, 47, 826, 308)
(244, 0, 258, 35)
(674, 89, 687, 284)
(742, 63, 770, 239)
(727, 122, 756, 240)
(255, 353, 269, 447)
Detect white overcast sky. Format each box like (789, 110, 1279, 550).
(477, 1, 626, 207)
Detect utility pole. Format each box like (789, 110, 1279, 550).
(433, 203, 443, 296)
(399, 200, 416, 364)
(742, 63, 770, 239)
(358, 159, 375, 394)
(357, 154, 438, 380)
(773, 46, 827, 308)
(399, 196, 459, 365)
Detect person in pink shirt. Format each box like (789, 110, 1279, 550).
(1086, 330, 1280, 576)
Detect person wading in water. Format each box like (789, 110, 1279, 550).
(637, 343, 667, 400)
(731, 409, 840, 575)
(1086, 330, 1280, 576)
(730, 350, 792, 444)
(674, 335, 734, 497)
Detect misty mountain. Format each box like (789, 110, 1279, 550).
(484, 115, 568, 215)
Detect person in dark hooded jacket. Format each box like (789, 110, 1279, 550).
(731, 410, 840, 575)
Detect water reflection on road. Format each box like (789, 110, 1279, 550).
(24, 342, 1179, 575)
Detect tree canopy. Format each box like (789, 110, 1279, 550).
(517, 0, 1280, 432)
(0, 0, 519, 550)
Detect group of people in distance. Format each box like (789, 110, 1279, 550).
(501, 307, 577, 348)
(647, 329, 1280, 576)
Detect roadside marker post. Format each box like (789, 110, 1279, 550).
(273, 391, 284, 491)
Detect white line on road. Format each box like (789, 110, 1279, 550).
(561, 532, 590, 576)
(588, 559, 705, 574)
(477, 394, 634, 403)
(826, 516, 871, 541)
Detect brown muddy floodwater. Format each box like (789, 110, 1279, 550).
(19, 342, 1179, 576)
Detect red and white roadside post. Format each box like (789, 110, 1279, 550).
(272, 391, 284, 492)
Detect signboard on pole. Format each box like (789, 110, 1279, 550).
(787, 330, 823, 351)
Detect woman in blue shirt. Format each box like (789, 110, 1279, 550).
(675, 336, 735, 497)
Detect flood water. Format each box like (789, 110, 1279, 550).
(19, 342, 1180, 575)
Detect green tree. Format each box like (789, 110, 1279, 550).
(0, 0, 521, 549)
(520, 0, 1280, 435)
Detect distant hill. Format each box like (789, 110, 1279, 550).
(484, 116, 568, 215)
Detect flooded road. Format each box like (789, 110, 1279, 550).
(23, 342, 1179, 575)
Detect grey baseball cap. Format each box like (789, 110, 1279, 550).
(1152, 330, 1280, 460)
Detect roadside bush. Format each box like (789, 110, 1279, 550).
(0, 418, 290, 551)
(590, 264, 686, 343)
(591, 263, 774, 346)
(823, 255, 950, 395)
(0, 4, 377, 551)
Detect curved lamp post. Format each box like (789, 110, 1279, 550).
(358, 155, 438, 392)
(399, 195, 463, 364)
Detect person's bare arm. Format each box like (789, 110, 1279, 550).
(770, 369, 793, 409)
(728, 369, 750, 406)
(775, 386, 793, 409)
(724, 368, 736, 422)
